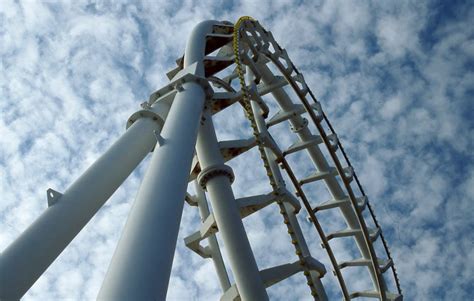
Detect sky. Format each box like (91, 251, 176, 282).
(1, 0, 473, 300)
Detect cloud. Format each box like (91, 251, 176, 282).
(1, 0, 473, 300)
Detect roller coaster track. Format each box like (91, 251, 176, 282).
(164, 18, 402, 300)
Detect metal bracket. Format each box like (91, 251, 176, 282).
(197, 164, 235, 189)
(260, 256, 326, 287)
(189, 137, 256, 183)
(248, 82, 269, 118)
(237, 193, 276, 218)
(290, 117, 308, 133)
(218, 137, 257, 161)
(274, 186, 301, 213)
(149, 62, 214, 105)
(256, 132, 283, 161)
(185, 193, 198, 207)
(153, 130, 165, 147)
(46, 188, 63, 207)
(221, 256, 326, 300)
(184, 213, 218, 258)
(240, 51, 262, 83)
(210, 91, 242, 114)
(126, 109, 166, 131)
(220, 285, 240, 301)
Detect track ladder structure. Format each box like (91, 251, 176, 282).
(0, 18, 402, 301)
(178, 18, 402, 300)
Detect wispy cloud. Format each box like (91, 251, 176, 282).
(1, 0, 472, 300)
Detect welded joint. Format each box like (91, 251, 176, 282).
(221, 255, 327, 300)
(290, 117, 308, 133)
(173, 73, 214, 100)
(148, 62, 214, 105)
(46, 188, 63, 207)
(311, 102, 324, 122)
(126, 109, 165, 131)
(259, 256, 326, 288)
(293, 73, 309, 95)
(153, 130, 165, 147)
(256, 132, 283, 160)
(259, 38, 282, 58)
(184, 231, 212, 259)
(237, 192, 276, 218)
(327, 133, 339, 151)
(140, 101, 151, 110)
(343, 166, 354, 183)
(183, 214, 218, 258)
(248, 82, 269, 118)
(220, 285, 240, 301)
(185, 193, 198, 207)
(240, 51, 262, 83)
(197, 164, 235, 189)
(217, 137, 257, 161)
(274, 186, 301, 213)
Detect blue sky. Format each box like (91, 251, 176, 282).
(1, 0, 473, 300)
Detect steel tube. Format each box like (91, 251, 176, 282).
(97, 20, 217, 300)
(98, 81, 205, 300)
(196, 109, 269, 301)
(0, 112, 166, 299)
(194, 181, 231, 292)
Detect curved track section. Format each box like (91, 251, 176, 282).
(169, 18, 402, 301)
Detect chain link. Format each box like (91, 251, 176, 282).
(233, 16, 320, 299)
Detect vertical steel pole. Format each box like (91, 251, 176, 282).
(98, 20, 218, 300)
(196, 108, 269, 301)
(0, 104, 168, 299)
(194, 181, 231, 291)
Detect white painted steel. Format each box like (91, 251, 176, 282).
(194, 181, 231, 291)
(0, 18, 400, 301)
(98, 80, 206, 300)
(248, 68, 328, 301)
(257, 62, 385, 291)
(0, 110, 167, 299)
(184, 20, 217, 76)
(196, 109, 269, 301)
(97, 20, 215, 300)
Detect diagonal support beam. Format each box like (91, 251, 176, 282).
(98, 20, 217, 300)
(98, 71, 208, 300)
(0, 103, 169, 300)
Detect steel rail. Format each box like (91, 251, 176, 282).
(265, 45, 386, 301)
(166, 17, 400, 300)
(279, 157, 352, 300)
(234, 17, 329, 300)
(257, 22, 399, 300)
(234, 18, 402, 299)
(308, 81, 402, 296)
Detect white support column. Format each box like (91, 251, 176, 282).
(0, 105, 168, 299)
(98, 80, 206, 300)
(196, 108, 269, 301)
(97, 20, 217, 300)
(194, 181, 231, 292)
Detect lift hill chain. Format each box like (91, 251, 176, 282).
(174, 18, 402, 301)
(0, 18, 403, 301)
